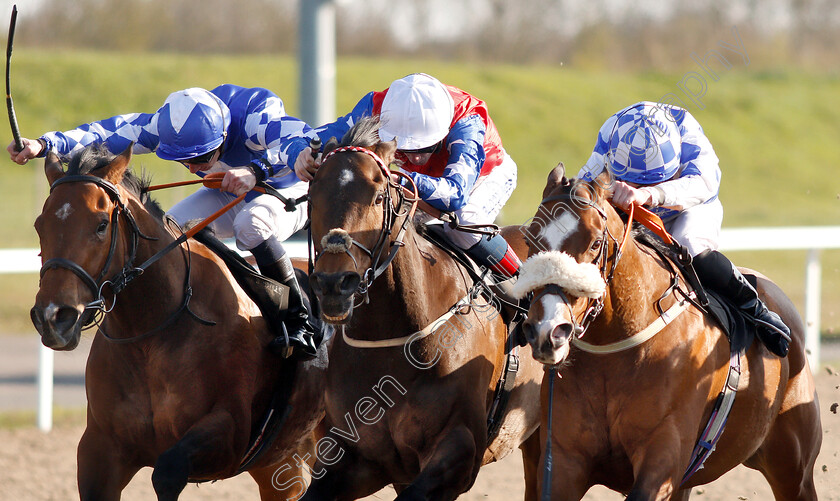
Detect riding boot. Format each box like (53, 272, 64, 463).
(693, 249, 790, 357)
(251, 240, 318, 360)
(466, 234, 530, 345)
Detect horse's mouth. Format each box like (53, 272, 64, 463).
(318, 299, 354, 325)
(322, 310, 351, 324)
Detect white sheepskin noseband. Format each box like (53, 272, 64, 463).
(511, 251, 606, 299)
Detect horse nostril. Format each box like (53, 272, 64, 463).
(522, 320, 536, 343)
(30, 306, 44, 331)
(338, 273, 361, 296)
(309, 274, 324, 295)
(550, 323, 574, 347)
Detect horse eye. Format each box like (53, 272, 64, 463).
(374, 192, 385, 205)
(96, 220, 109, 235)
(590, 239, 603, 252)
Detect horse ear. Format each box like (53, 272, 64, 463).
(102, 144, 133, 184)
(322, 137, 340, 157)
(374, 139, 397, 167)
(44, 152, 64, 185)
(542, 162, 567, 199)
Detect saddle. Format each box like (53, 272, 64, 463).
(635, 229, 755, 353)
(191, 230, 290, 332)
(417, 223, 524, 326)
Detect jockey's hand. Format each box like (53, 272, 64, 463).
(222, 168, 257, 196)
(610, 181, 653, 210)
(7, 137, 44, 165)
(294, 147, 320, 182)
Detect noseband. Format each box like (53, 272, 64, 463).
(316, 146, 419, 302)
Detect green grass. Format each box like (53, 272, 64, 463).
(2, 50, 839, 334)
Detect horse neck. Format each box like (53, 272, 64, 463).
(591, 219, 675, 342)
(356, 226, 464, 335)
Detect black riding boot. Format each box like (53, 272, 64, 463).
(251, 240, 317, 359)
(693, 249, 790, 357)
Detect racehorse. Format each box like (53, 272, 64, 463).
(30, 144, 327, 501)
(300, 117, 544, 500)
(514, 163, 822, 500)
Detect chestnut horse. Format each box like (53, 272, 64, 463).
(300, 118, 543, 500)
(30, 145, 327, 501)
(514, 164, 822, 500)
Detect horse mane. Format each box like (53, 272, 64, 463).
(65, 144, 166, 221)
(339, 116, 382, 148)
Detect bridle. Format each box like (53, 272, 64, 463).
(314, 145, 419, 303)
(533, 187, 631, 338)
(40, 175, 211, 343)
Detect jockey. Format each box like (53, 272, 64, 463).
(295, 73, 522, 281)
(8, 84, 317, 358)
(578, 101, 790, 357)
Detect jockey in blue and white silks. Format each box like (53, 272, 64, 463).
(577, 101, 723, 257)
(576, 101, 790, 357)
(8, 84, 318, 358)
(296, 73, 522, 280)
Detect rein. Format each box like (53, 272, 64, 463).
(317, 145, 419, 303)
(41, 175, 213, 343)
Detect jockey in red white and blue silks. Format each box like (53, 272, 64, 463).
(300, 73, 521, 279)
(578, 101, 723, 257)
(9, 84, 318, 357)
(577, 101, 790, 357)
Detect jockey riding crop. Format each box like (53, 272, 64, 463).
(5, 5, 22, 152)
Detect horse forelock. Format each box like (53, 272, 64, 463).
(64, 144, 165, 221)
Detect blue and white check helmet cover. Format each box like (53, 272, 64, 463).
(155, 88, 231, 161)
(606, 104, 682, 185)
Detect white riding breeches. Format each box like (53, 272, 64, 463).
(664, 198, 723, 257)
(166, 183, 309, 251)
(415, 153, 518, 249)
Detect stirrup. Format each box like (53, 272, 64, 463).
(268, 323, 295, 359)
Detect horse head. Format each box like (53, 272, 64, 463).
(308, 117, 416, 324)
(513, 163, 623, 365)
(31, 144, 155, 350)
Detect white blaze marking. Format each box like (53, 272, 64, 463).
(539, 211, 578, 250)
(55, 203, 73, 221)
(337, 167, 355, 187)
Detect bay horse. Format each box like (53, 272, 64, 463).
(514, 163, 822, 500)
(30, 144, 327, 501)
(300, 118, 544, 500)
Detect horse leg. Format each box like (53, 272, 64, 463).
(151, 411, 239, 501)
(249, 462, 309, 501)
(394, 424, 480, 501)
(77, 423, 140, 501)
(744, 405, 821, 500)
(520, 429, 542, 501)
(624, 427, 687, 501)
(299, 444, 389, 501)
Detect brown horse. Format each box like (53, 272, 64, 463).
(514, 163, 822, 500)
(300, 118, 543, 500)
(30, 145, 327, 501)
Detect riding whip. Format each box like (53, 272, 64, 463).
(5, 5, 22, 151)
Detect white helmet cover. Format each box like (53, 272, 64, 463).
(379, 73, 454, 150)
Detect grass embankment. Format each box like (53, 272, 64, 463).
(2, 50, 838, 335)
